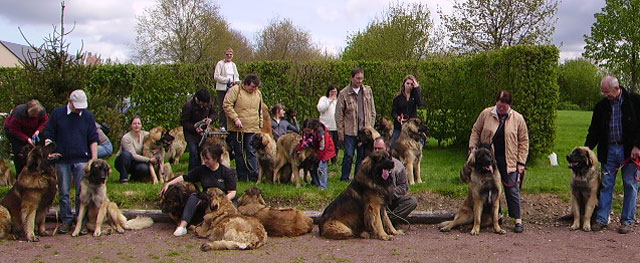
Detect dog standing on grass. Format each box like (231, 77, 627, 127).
(71, 159, 153, 237)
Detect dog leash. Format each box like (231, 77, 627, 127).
(235, 131, 256, 173)
(502, 169, 526, 188)
(604, 157, 640, 182)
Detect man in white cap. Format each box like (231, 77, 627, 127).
(43, 89, 99, 235)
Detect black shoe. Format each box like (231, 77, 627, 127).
(120, 179, 128, 184)
(591, 222, 607, 232)
(618, 224, 632, 234)
(79, 225, 88, 236)
(58, 222, 72, 234)
(514, 223, 524, 233)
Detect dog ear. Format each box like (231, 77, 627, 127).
(26, 146, 41, 171)
(584, 147, 598, 168)
(261, 133, 269, 146)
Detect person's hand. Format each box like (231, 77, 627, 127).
(32, 130, 39, 138)
(234, 119, 243, 129)
(27, 138, 34, 146)
(468, 146, 477, 155)
(204, 118, 212, 125)
(632, 146, 640, 159)
(411, 76, 420, 87)
(338, 133, 344, 142)
(196, 127, 204, 135)
(160, 183, 169, 198)
(517, 164, 526, 174)
(149, 157, 158, 165)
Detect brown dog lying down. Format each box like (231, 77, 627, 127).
(238, 187, 313, 237)
(195, 188, 267, 251)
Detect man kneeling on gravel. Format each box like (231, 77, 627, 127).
(373, 137, 417, 226)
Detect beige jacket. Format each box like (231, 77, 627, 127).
(116, 131, 150, 163)
(223, 84, 263, 133)
(335, 85, 376, 137)
(469, 106, 529, 173)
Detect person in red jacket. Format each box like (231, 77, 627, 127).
(3, 99, 48, 174)
(299, 119, 335, 190)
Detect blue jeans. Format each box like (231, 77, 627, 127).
(57, 162, 87, 224)
(341, 135, 364, 181)
(311, 160, 329, 189)
(97, 141, 113, 159)
(390, 129, 401, 148)
(597, 145, 638, 226)
(187, 139, 201, 172)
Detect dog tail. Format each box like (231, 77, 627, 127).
(125, 216, 154, 230)
(202, 240, 252, 250)
(438, 220, 453, 228)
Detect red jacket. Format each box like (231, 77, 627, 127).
(4, 104, 49, 142)
(297, 124, 336, 162)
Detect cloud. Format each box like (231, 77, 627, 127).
(553, 0, 605, 59)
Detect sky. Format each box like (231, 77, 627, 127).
(0, 0, 606, 63)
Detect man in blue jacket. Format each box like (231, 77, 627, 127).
(44, 89, 99, 234)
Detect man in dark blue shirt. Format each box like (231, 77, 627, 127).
(44, 89, 99, 234)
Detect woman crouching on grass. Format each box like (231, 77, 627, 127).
(160, 143, 237, 236)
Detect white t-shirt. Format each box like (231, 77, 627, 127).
(224, 62, 234, 81)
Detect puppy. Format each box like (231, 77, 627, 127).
(567, 147, 601, 231)
(439, 148, 505, 235)
(71, 159, 153, 237)
(238, 187, 313, 237)
(0, 158, 14, 186)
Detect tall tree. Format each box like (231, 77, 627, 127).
(133, 0, 252, 64)
(342, 3, 434, 61)
(441, 0, 558, 53)
(254, 18, 322, 61)
(583, 0, 640, 90)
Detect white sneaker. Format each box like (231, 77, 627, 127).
(173, 227, 187, 237)
(220, 127, 226, 131)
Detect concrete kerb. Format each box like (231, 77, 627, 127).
(47, 208, 456, 225)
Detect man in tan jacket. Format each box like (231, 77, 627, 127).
(223, 74, 263, 182)
(335, 68, 377, 181)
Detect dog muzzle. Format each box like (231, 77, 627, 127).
(381, 169, 390, 180)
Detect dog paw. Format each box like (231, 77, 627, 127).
(379, 235, 393, 241)
(569, 225, 580, 231)
(26, 235, 40, 242)
(439, 227, 451, 232)
(200, 243, 213, 251)
(393, 230, 405, 236)
(38, 230, 50, 236)
(495, 228, 506, 235)
(71, 231, 79, 237)
(582, 226, 591, 232)
(93, 231, 102, 237)
(470, 229, 480, 236)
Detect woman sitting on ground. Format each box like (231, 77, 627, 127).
(160, 143, 237, 237)
(270, 103, 299, 141)
(114, 116, 154, 183)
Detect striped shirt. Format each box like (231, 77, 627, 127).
(609, 94, 624, 144)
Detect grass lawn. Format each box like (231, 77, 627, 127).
(0, 110, 611, 209)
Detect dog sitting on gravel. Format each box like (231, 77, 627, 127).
(439, 148, 505, 235)
(566, 146, 601, 232)
(71, 159, 154, 237)
(237, 187, 313, 237)
(195, 188, 267, 251)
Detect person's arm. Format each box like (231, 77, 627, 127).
(223, 166, 237, 201)
(335, 92, 345, 141)
(368, 87, 377, 121)
(213, 61, 227, 84)
(226, 190, 237, 201)
(584, 103, 601, 149)
(90, 142, 98, 160)
(288, 119, 300, 133)
(5, 115, 30, 142)
(468, 110, 486, 150)
(43, 109, 58, 145)
(517, 115, 530, 168)
(223, 86, 240, 128)
(412, 86, 425, 107)
(35, 112, 49, 136)
(393, 166, 409, 199)
(121, 134, 150, 162)
(232, 63, 240, 83)
(391, 96, 400, 123)
(317, 97, 330, 113)
(160, 175, 185, 197)
(181, 100, 197, 136)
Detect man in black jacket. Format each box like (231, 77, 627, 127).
(181, 89, 216, 172)
(585, 76, 640, 234)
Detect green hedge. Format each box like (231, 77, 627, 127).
(0, 45, 558, 160)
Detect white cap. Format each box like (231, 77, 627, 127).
(69, 89, 88, 109)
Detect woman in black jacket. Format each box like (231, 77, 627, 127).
(391, 75, 425, 147)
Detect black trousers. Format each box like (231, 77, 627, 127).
(387, 195, 418, 225)
(114, 151, 150, 182)
(496, 155, 522, 219)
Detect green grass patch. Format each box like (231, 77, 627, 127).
(0, 110, 631, 209)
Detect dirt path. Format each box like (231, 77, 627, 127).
(2, 192, 639, 263)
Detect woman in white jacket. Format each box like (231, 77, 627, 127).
(213, 48, 240, 130)
(317, 85, 339, 165)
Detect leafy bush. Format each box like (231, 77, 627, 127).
(556, 101, 582, 111)
(558, 58, 602, 110)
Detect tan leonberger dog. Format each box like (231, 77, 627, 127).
(71, 159, 154, 237)
(0, 158, 14, 186)
(319, 150, 402, 240)
(142, 126, 174, 184)
(392, 118, 429, 185)
(160, 181, 203, 226)
(165, 126, 186, 165)
(0, 143, 58, 241)
(566, 147, 601, 231)
(237, 187, 313, 237)
(374, 117, 394, 143)
(439, 148, 505, 235)
(272, 133, 315, 187)
(357, 126, 381, 158)
(251, 132, 278, 183)
(195, 188, 267, 251)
